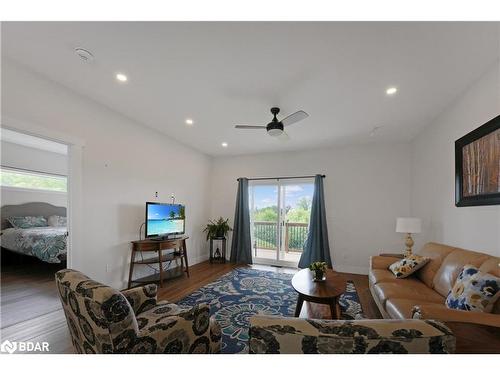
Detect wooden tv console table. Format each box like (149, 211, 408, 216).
(127, 236, 189, 289)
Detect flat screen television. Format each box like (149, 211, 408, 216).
(145, 202, 185, 239)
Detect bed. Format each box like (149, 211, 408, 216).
(1, 202, 68, 264)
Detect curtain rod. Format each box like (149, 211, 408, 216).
(237, 175, 325, 181)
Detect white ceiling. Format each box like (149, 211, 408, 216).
(2, 22, 499, 156)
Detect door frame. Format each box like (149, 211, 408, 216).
(1, 116, 84, 269)
(249, 177, 313, 268)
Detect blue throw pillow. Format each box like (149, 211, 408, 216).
(7, 216, 48, 229)
(445, 264, 500, 312)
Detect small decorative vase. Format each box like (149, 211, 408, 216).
(313, 270, 326, 282)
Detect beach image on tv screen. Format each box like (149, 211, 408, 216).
(147, 204, 184, 236)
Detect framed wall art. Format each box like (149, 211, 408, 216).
(455, 114, 500, 207)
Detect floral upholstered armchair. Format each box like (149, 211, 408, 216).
(249, 316, 455, 354)
(55, 269, 221, 354)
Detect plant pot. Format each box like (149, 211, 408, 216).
(313, 270, 326, 282)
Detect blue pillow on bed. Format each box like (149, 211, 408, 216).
(7, 216, 48, 229)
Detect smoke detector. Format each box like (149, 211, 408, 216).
(75, 48, 94, 63)
(369, 126, 383, 137)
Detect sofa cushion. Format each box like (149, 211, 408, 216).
(445, 264, 500, 313)
(385, 298, 444, 319)
(385, 299, 417, 319)
(433, 248, 491, 297)
(479, 257, 500, 314)
(415, 243, 455, 289)
(369, 269, 399, 285)
(389, 255, 430, 278)
(372, 281, 444, 308)
(249, 315, 456, 354)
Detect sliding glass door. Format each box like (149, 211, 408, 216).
(249, 178, 314, 267)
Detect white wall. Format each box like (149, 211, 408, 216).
(1, 187, 67, 207)
(210, 143, 411, 274)
(1, 140, 68, 175)
(4, 55, 497, 285)
(411, 61, 500, 257)
(1, 140, 68, 207)
(2, 59, 213, 288)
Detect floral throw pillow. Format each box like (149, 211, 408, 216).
(7, 216, 48, 229)
(48, 215, 67, 227)
(389, 254, 430, 278)
(445, 264, 500, 312)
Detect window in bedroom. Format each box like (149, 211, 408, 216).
(0, 167, 67, 193)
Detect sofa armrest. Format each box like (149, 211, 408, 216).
(122, 284, 157, 314)
(412, 305, 500, 328)
(370, 255, 400, 270)
(136, 303, 221, 353)
(249, 315, 455, 354)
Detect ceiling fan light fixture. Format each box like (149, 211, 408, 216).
(268, 128, 284, 137)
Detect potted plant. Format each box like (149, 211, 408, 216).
(203, 217, 232, 240)
(309, 261, 327, 281)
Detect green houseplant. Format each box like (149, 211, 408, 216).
(309, 261, 327, 281)
(203, 217, 232, 240)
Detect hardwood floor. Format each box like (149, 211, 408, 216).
(0, 260, 380, 354)
(1, 261, 73, 353)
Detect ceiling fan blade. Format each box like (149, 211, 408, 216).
(281, 110, 309, 127)
(235, 125, 266, 129)
(277, 131, 290, 142)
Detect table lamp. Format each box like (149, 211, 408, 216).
(396, 217, 422, 257)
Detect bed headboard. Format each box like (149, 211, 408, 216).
(1, 202, 67, 230)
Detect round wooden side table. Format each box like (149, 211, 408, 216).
(291, 268, 346, 319)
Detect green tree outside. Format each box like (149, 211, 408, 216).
(0, 169, 67, 192)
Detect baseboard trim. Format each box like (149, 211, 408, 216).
(334, 264, 369, 275)
(189, 254, 210, 266)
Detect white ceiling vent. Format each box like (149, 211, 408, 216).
(75, 48, 94, 63)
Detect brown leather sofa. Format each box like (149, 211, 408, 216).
(369, 242, 500, 328)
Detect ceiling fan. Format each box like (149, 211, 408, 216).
(235, 107, 309, 139)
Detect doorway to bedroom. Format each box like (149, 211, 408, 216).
(0, 128, 70, 337)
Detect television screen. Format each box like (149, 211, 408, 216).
(145, 202, 185, 237)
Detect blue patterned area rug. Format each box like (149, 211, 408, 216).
(177, 267, 364, 354)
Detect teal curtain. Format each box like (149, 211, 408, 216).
(298, 175, 332, 268)
(230, 178, 253, 264)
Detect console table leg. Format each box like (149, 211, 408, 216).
(158, 249, 163, 288)
(183, 239, 190, 277)
(180, 250, 184, 271)
(127, 250, 135, 289)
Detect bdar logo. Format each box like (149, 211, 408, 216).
(1, 340, 17, 354)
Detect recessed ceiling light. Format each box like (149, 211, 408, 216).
(185, 119, 194, 126)
(386, 87, 398, 95)
(221, 142, 228, 148)
(116, 73, 128, 82)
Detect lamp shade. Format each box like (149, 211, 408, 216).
(396, 217, 421, 234)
